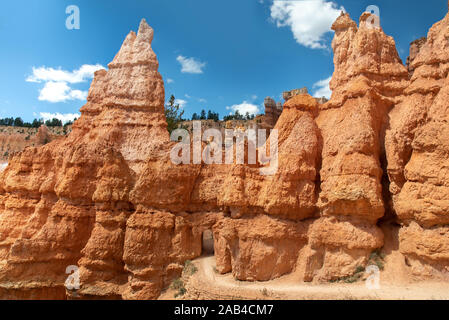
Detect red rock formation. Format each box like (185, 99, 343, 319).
(217, 93, 320, 219)
(213, 215, 308, 281)
(406, 37, 427, 76)
(0, 19, 172, 299)
(1, 7, 449, 300)
(386, 5, 449, 277)
(213, 93, 320, 281)
(0, 125, 63, 162)
(308, 12, 408, 281)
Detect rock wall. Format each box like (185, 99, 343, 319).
(406, 37, 427, 76)
(0, 7, 449, 300)
(0, 125, 67, 162)
(263, 97, 283, 127)
(386, 6, 449, 277)
(304, 12, 409, 281)
(283, 87, 308, 101)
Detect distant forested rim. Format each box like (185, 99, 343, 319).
(0, 117, 75, 128)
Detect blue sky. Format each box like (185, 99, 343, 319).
(0, 0, 446, 122)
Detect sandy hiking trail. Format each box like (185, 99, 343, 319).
(160, 256, 449, 300)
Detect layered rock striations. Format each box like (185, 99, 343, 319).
(213, 93, 320, 280)
(406, 37, 427, 76)
(263, 97, 283, 127)
(308, 12, 409, 281)
(1, 8, 449, 300)
(386, 6, 449, 277)
(0, 19, 173, 299)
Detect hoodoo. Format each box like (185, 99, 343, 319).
(0, 7, 449, 300)
(0, 19, 170, 299)
(304, 11, 409, 281)
(386, 5, 449, 277)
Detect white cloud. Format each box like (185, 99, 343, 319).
(167, 78, 174, 84)
(27, 64, 105, 103)
(38, 81, 88, 103)
(226, 101, 260, 116)
(176, 99, 187, 108)
(270, 0, 344, 49)
(26, 64, 104, 84)
(198, 98, 207, 103)
(313, 76, 332, 99)
(167, 99, 187, 108)
(39, 112, 80, 124)
(251, 94, 258, 100)
(176, 55, 206, 74)
(185, 94, 191, 99)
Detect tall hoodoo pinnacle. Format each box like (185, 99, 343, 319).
(309, 12, 408, 281)
(137, 18, 154, 43)
(75, 18, 168, 172)
(331, 12, 357, 32)
(329, 12, 408, 99)
(386, 1, 449, 275)
(109, 18, 158, 69)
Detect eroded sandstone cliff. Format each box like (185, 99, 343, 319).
(0, 6, 449, 300)
(386, 6, 449, 278)
(305, 12, 409, 281)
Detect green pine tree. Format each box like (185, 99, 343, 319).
(165, 95, 185, 134)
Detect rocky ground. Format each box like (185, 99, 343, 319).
(0, 5, 449, 300)
(161, 255, 449, 300)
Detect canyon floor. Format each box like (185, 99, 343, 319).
(160, 222, 449, 300)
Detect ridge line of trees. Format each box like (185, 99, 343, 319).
(191, 109, 219, 121)
(164, 94, 259, 133)
(0, 117, 75, 128)
(223, 110, 255, 121)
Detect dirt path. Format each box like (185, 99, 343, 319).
(175, 256, 449, 300)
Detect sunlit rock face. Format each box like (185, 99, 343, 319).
(309, 12, 408, 281)
(1, 7, 449, 300)
(0, 19, 173, 300)
(386, 6, 449, 277)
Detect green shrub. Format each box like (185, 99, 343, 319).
(183, 260, 198, 276)
(369, 250, 385, 271)
(171, 278, 186, 298)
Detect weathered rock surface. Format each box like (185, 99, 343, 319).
(218, 93, 320, 221)
(0, 19, 171, 299)
(308, 12, 408, 281)
(212, 93, 321, 280)
(283, 87, 308, 101)
(1, 7, 449, 300)
(0, 125, 66, 162)
(263, 97, 283, 127)
(213, 215, 309, 281)
(406, 37, 427, 76)
(386, 5, 449, 276)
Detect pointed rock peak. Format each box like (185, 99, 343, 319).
(359, 12, 382, 30)
(122, 31, 137, 46)
(331, 12, 357, 32)
(359, 11, 372, 22)
(109, 19, 158, 68)
(137, 18, 154, 43)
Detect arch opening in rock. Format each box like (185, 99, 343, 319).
(202, 229, 214, 255)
